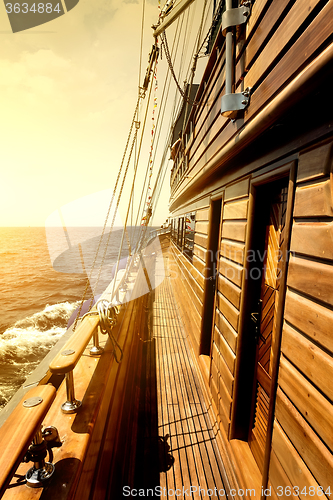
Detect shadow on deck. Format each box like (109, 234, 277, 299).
(132, 247, 230, 499)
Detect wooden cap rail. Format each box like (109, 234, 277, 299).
(0, 385, 56, 497)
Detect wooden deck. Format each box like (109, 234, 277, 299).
(134, 252, 230, 498)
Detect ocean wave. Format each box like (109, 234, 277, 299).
(0, 301, 79, 364)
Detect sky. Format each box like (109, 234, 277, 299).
(0, 0, 182, 227)
(0, 0, 212, 227)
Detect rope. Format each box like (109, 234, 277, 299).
(96, 300, 123, 363)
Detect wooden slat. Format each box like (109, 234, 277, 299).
(218, 274, 242, 310)
(219, 256, 243, 288)
(193, 254, 206, 276)
(213, 326, 236, 375)
(210, 375, 230, 436)
(224, 178, 250, 201)
(235, 0, 291, 83)
(275, 389, 333, 492)
(287, 255, 333, 307)
(271, 421, 324, 500)
(193, 243, 207, 262)
(278, 355, 333, 452)
(223, 199, 248, 220)
(284, 289, 333, 353)
(222, 221, 247, 243)
(211, 342, 234, 397)
(210, 359, 232, 418)
(195, 208, 210, 221)
(216, 291, 239, 331)
(268, 451, 296, 499)
(194, 232, 208, 248)
(290, 222, 333, 261)
(195, 221, 209, 234)
(214, 308, 237, 353)
(297, 140, 333, 183)
(220, 240, 245, 265)
(294, 179, 333, 217)
(244, 0, 323, 89)
(281, 322, 333, 402)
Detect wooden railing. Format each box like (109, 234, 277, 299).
(0, 385, 56, 496)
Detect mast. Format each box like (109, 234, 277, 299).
(153, 0, 195, 37)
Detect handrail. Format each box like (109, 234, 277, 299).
(48, 266, 132, 413)
(0, 385, 56, 496)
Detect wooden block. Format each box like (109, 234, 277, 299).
(278, 355, 333, 452)
(195, 221, 209, 235)
(194, 232, 208, 248)
(222, 221, 247, 243)
(193, 254, 206, 276)
(223, 199, 249, 220)
(294, 179, 333, 217)
(213, 326, 236, 375)
(211, 359, 232, 417)
(271, 421, 323, 500)
(225, 178, 250, 201)
(214, 308, 237, 353)
(290, 222, 333, 261)
(285, 288, 333, 353)
(195, 208, 210, 221)
(297, 140, 333, 182)
(268, 450, 294, 498)
(216, 291, 240, 331)
(218, 274, 242, 310)
(281, 322, 333, 402)
(275, 388, 333, 492)
(219, 256, 243, 288)
(220, 240, 245, 265)
(211, 342, 234, 396)
(209, 375, 230, 436)
(287, 255, 333, 307)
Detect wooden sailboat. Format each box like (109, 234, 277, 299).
(0, 0, 332, 498)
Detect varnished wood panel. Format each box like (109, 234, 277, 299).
(195, 221, 209, 234)
(213, 326, 236, 375)
(275, 389, 333, 492)
(210, 376, 230, 436)
(214, 308, 237, 353)
(193, 243, 207, 262)
(195, 208, 210, 221)
(268, 450, 295, 497)
(194, 232, 208, 248)
(218, 274, 241, 310)
(223, 199, 248, 220)
(281, 322, 333, 402)
(222, 221, 247, 243)
(193, 255, 206, 276)
(216, 291, 239, 332)
(211, 359, 232, 417)
(235, 0, 291, 84)
(284, 289, 333, 353)
(220, 240, 245, 265)
(294, 179, 333, 217)
(219, 256, 243, 288)
(211, 342, 234, 397)
(271, 422, 323, 499)
(244, 0, 323, 89)
(224, 178, 250, 201)
(278, 355, 333, 452)
(297, 140, 333, 182)
(290, 222, 333, 261)
(287, 256, 333, 307)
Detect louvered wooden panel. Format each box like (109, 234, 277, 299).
(250, 185, 288, 472)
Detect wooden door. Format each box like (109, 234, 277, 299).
(249, 183, 288, 472)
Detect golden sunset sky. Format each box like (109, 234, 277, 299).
(0, 0, 205, 227)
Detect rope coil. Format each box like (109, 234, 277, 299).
(96, 300, 123, 363)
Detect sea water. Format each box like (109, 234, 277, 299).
(0, 225, 149, 409)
